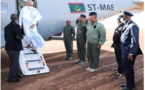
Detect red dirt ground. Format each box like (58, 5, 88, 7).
(1, 29, 144, 90)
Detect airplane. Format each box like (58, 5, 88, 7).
(1, 0, 144, 48)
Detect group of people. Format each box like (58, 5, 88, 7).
(111, 11, 143, 90)
(4, 1, 43, 82)
(4, 1, 143, 90)
(63, 12, 106, 73)
(63, 11, 143, 90)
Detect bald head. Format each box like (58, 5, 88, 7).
(66, 20, 71, 23)
(66, 20, 71, 26)
(11, 14, 18, 21)
(28, 1, 34, 7)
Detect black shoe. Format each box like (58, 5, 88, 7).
(120, 87, 135, 90)
(7, 78, 19, 83)
(78, 61, 85, 65)
(16, 75, 23, 79)
(64, 57, 68, 60)
(120, 84, 127, 87)
(68, 57, 72, 60)
(116, 72, 123, 78)
(31, 49, 38, 54)
(75, 60, 81, 64)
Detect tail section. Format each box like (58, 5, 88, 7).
(133, 0, 144, 10)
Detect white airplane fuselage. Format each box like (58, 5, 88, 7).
(1, 0, 141, 48)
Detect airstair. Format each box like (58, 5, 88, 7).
(19, 40, 50, 75)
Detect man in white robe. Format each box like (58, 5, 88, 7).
(19, 1, 44, 53)
(18, 0, 32, 13)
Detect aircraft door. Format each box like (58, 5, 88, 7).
(1, 0, 17, 47)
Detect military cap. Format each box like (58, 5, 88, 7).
(89, 12, 97, 16)
(80, 14, 86, 18)
(121, 11, 133, 17)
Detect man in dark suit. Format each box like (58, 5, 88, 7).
(119, 11, 143, 90)
(4, 14, 23, 82)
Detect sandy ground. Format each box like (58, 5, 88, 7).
(1, 29, 144, 90)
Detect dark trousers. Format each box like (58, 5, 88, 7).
(64, 40, 73, 58)
(87, 43, 100, 69)
(6, 51, 20, 80)
(121, 46, 136, 88)
(114, 44, 123, 74)
(77, 41, 86, 61)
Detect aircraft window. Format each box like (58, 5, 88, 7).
(0, 3, 8, 13)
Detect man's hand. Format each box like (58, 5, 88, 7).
(128, 55, 133, 61)
(86, 16, 90, 21)
(20, 25, 22, 29)
(97, 45, 101, 49)
(70, 40, 73, 44)
(78, 17, 81, 21)
(30, 24, 35, 29)
(16, 35, 21, 40)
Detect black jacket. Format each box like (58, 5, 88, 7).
(4, 21, 23, 51)
(111, 23, 125, 48)
(113, 23, 125, 43)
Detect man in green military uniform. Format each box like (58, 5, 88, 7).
(75, 14, 87, 65)
(18, 0, 32, 13)
(85, 12, 106, 72)
(63, 20, 75, 60)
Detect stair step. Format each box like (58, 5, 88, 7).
(20, 41, 50, 75)
(25, 53, 38, 55)
(26, 59, 41, 63)
(29, 67, 45, 71)
(24, 54, 40, 61)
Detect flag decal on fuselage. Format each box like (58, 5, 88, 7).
(68, 3, 86, 13)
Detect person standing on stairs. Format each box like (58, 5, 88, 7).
(19, 1, 44, 53)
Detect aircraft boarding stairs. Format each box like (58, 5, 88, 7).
(19, 40, 50, 75)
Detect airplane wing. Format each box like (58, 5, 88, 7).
(51, 32, 77, 40)
(51, 28, 77, 40)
